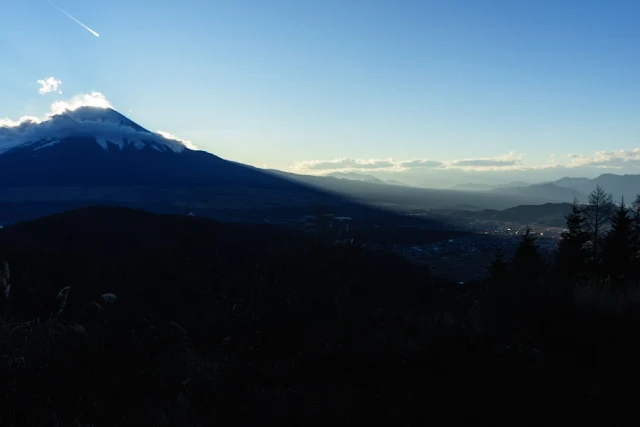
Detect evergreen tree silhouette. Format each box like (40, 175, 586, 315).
(513, 226, 542, 282)
(583, 185, 614, 262)
(487, 251, 510, 323)
(556, 198, 589, 284)
(603, 198, 635, 286)
(509, 226, 545, 339)
(631, 194, 640, 237)
(488, 252, 508, 284)
(631, 194, 640, 285)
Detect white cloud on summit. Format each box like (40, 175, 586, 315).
(0, 116, 41, 128)
(1, 92, 113, 128)
(1, 91, 197, 152)
(157, 130, 198, 150)
(37, 77, 62, 95)
(49, 91, 112, 116)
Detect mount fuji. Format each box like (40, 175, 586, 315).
(0, 106, 294, 187)
(0, 106, 358, 222)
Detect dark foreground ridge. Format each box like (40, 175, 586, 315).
(1, 206, 639, 426)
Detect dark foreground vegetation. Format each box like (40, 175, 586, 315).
(1, 195, 640, 426)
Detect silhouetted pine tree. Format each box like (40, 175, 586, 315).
(556, 198, 589, 285)
(583, 185, 614, 263)
(487, 251, 510, 324)
(488, 252, 508, 284)
(631, 195, 640, 237)
(512, 226, 542, 284)
(509, 227, 546, 340)
(602, 198, 635, 286)
(631, 194, 640, 285)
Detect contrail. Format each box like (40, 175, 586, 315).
(49, 1, 100, 38)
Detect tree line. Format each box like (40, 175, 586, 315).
(491, 185, 640, 285)
(484, 184, 640, 344)
(556, 185, 640, 288)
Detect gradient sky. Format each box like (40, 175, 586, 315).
(1, 0, 640, 185)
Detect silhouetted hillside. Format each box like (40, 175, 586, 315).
(2, 206, 640, 426)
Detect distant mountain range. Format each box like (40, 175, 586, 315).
(489, 183, 587, 203)
(326, 171, 387, 185)
(452, 181, 587, 204)
(2, 106, 640, 225)
(453, 174, 640, 205)
(553, 174, 640, 202)
(268, 169, 587, 212)
(325, 172, 410, 187)
(432, 203, 573, 228)
(451, 182, 530, 191)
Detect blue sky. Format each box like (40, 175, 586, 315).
(1, 0, 640, 185)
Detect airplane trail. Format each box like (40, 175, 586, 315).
(49, 2, 100, 38)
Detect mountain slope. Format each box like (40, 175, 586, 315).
(554, 174, 640, 202)
(490, 183, 587, 203)
(432, 202, 573, 228)
(553, 177, 594, 195)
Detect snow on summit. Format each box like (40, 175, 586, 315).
(0, 98, 195, 154)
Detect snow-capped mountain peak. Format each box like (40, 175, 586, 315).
(0, 106, 192, 154)
(53, 107, 150, 133)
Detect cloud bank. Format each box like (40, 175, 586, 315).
(291, 153, 525, 173)
(451, 157, 521, 168)
(566, 149, 640, 169)
(397, 159, 444, 168)
(296, 158, 397, 171)
(290, 149, 640, 175)
(37, 77, 62, 95)
(291, 157, 445, 172)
